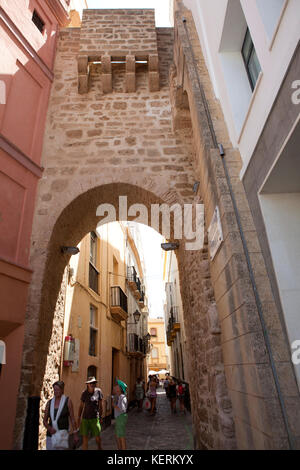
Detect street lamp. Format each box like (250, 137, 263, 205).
(161, 242, 179, 251)
(127, 309, 141, 325)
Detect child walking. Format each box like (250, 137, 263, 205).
(112, 380, 128, 450)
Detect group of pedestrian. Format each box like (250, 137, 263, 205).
(43, 375, 129, 450)
(43, 372, 187, 450)
(163, 375, 186, 414)
(134, 374, 160, 416)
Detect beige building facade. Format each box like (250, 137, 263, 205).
(147, 319, 169, 377)
(37, 222, 149, 448)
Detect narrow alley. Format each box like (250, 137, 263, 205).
(85, 388, 193, 451)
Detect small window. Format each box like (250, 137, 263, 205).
(32, 10, 45, 34)
(241, 28, 261, 91)
(150, 328, 157, 337)
(89, 232, 99, 293)
(151, 347, 158, 359)
(89, 305, 98, 357)
(90, 232, 97, 266)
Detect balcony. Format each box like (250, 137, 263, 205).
(167, 330, 173, 347)
(127, 266, 145, 302)
(170, 306, 180, 331)
(127, 266, 139, 297)
(127, 333, 145, 356)
(138, 287, 145, 308)
(110, 286, 128, 322)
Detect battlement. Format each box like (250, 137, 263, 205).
(77, 9, 160, 94)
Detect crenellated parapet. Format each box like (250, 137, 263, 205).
(77, 9, 160, 94)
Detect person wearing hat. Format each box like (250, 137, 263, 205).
(112, 379, 128, 450)
(77, 376, 104, 450)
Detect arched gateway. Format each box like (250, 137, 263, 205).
(14, 4, 298, 450)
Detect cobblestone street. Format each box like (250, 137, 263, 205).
(84, 388, 194, 451)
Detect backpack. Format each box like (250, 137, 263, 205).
(178, 384, 184, 396)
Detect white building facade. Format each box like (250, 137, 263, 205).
(182, 0, 300, 389)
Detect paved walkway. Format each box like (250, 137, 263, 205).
(85, 388, 194, 450)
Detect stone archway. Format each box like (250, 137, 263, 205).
(13, 7, 238, 449)
(14, 176, 235, 450)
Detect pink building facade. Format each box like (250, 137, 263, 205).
(0, 0, 70, 449)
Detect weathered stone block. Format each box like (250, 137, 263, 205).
(78, 74, 89, 94)
(149, 71, 159, 92)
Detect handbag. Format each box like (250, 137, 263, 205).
(50, 395, 69, 450)
(51, 429, 69, 450)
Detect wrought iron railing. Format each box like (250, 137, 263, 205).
(127, 266, 137, 284)
(170, 306, 179, 323)
(111, 286, 128, 313)
(128, 333, 145, 353)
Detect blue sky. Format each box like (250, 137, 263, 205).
(87, 0, 171, 27)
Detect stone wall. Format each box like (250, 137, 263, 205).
(79, 9, 158, 57)
(173, 0, 300, 449)
(38, 267, 68, 450)
(14, 5, 299, 450)
(177, 243, 236, 449)
(13, 13, 199, 448)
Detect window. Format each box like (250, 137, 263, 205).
(113, 256, 119, 285)
(32, 10, 45, 34)
(151, 347, 158, 359)
(89, 232, 99, 293)
(89, 305, 98, 356)
(90, 231, 97, 265)
(242, 28, 261, 91)
(150, 328, 157, 337)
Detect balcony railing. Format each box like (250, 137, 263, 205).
(110, 286, 128, 322)
(89, 263, 99, 294)
(127, 266, 137, 284)
(138, 288, 145, 308)
(128, 333, 145, 355)
(169, 306, 180, 332)
(127, 266, 145, 302)
(170, 306, 179, 322)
